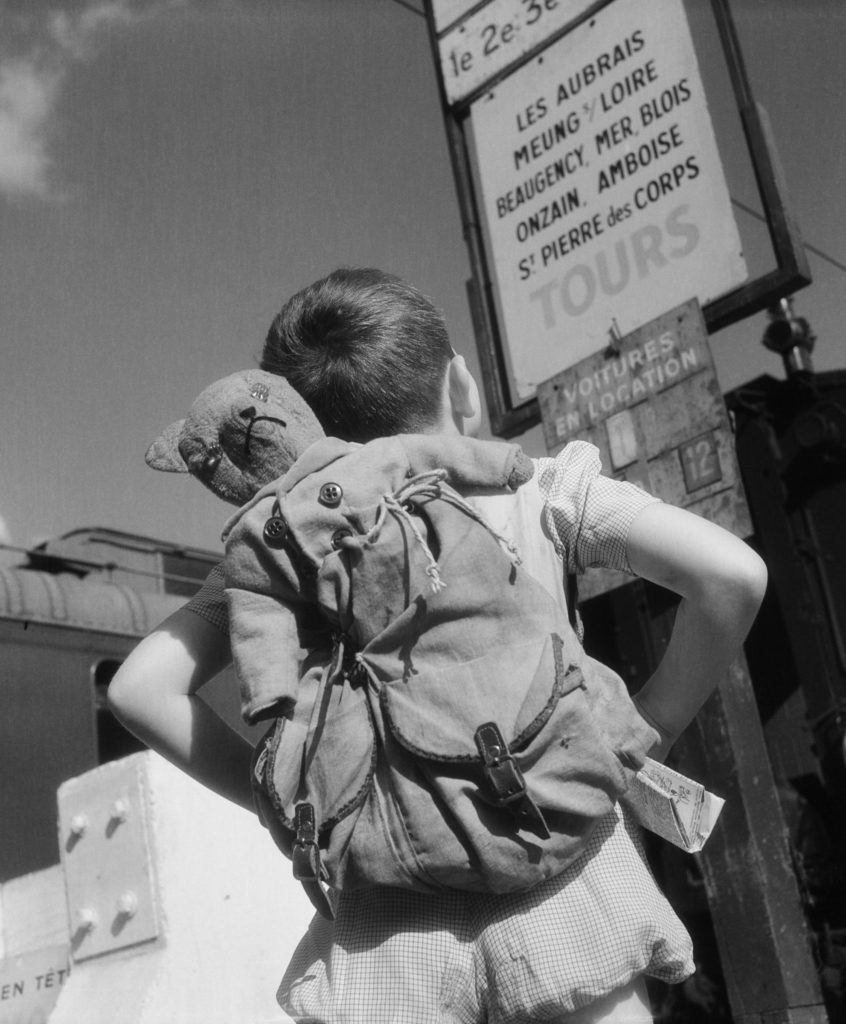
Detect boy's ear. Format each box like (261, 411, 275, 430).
(447, 354, 482, 435)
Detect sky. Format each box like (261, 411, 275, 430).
(1, 0, 844, 558)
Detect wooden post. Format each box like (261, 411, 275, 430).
(537, 302, 828, 1022)
(684, 663, 826, 1023)
(642, 589, 828, 1023)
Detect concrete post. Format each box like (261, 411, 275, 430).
(49, 751, 315, 1024)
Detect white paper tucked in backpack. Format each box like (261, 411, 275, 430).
(623, 758, 725, 853)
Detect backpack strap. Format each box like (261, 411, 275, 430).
(291, 802, 334, 920)
(288, 635, 356, 922)
(566, 570, 584, 643)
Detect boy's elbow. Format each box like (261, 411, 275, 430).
(718, 546, 768, 625)
(737, 546, 768, 604)
(106, 667, 140, 725)
(106, 653, 160, 730)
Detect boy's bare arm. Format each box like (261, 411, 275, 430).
(107, 607, 256, 811)
(625, 502, 768, 761)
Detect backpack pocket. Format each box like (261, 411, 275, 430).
(254, 659, 376, 844)
(372, 631, 632, 891)
(253, 631, 659, 898)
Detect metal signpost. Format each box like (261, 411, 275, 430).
(425, 0, 826, 1018)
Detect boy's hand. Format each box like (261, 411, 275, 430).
(632, 694, 676, 763)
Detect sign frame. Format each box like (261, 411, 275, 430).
(424, 0, 811, 438)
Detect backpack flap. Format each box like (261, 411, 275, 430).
(378, 631, 570, 759)
(377, 630, 627, 824)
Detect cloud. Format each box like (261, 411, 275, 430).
(48, 1, 138, 61)
(0, 55, 60, 198)
(0, 1, 157, 200)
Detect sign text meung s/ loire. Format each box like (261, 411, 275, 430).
(467, 0, 747, 403)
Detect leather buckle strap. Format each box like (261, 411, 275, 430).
(291, 802, 322, 881)
(475, 722, 527, 805)
(475, 722, 551, 840)
(291, 802, 334, 921)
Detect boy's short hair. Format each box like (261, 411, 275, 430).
(261, 268, 453, 442)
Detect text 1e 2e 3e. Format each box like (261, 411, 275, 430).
(447, 0, 561, 78)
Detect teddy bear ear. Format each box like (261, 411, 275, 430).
(145, 420, 189, 473)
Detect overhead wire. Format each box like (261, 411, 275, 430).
(389, 0, 425, 16)
(731, 197, 846, 277)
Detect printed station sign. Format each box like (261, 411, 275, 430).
(537, 298, 752, 598)
(465, 0, 748, 406)
(433, 0, 598, 105)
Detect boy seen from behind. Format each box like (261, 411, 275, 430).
(110, 267, 767, 1024)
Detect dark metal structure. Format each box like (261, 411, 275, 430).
(577, 345, 846, 1022)
(726, 362, 846, 1020)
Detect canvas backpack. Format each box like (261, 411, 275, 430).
(222, 433, 659, 917)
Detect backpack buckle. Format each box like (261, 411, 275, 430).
(475, 723, 551, 840)
(475, 722, 525, 804)
(290, 803, 335, 922)
(291, 802, 323, 882)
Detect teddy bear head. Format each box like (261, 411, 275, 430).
(145, 369, 325, 506)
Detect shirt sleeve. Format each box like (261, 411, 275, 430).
(183, 562, 229, 635)
(536, 441, 661, 575)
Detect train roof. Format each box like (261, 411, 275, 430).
(0, 526, 221, 636)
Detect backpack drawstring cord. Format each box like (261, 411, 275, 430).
(364, 469, 522, 594)
(435, 488, 523, 566)
(383, 493, 446, 593)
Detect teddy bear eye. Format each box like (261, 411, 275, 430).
(200, 445, 222, 478)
